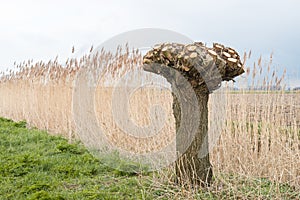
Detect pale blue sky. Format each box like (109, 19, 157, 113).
(0, 0, 299, 87)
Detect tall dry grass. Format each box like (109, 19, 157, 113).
(212, 55, 299, 189)
(0, 46, 299, 194)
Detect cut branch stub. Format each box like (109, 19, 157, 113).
(143, 42, 244, 93)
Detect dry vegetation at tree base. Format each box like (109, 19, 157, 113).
(0, 117, 299, 199)
(0, 46, 299, 199)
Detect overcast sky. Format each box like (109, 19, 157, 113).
(0, 0, 299, 87)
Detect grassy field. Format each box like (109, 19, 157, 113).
(0, 117, 299, 199)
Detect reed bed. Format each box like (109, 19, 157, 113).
(0, 46, 299, 197)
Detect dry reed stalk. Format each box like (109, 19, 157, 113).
(0, 48, 298, 191)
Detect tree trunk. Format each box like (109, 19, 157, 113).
(172, 87, 212, 186)
(143, 42, 245, 187)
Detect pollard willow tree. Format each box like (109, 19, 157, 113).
(143, 42, 244, 186)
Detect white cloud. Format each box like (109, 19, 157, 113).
(0, 0, 299, 81)
(288, 78, 300, 88)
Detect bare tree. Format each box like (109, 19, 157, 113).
(143, 42, 244, 186)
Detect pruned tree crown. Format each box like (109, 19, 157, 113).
(143, 42, 244, 93)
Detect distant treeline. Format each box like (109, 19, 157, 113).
(227, 86, 300, 91)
